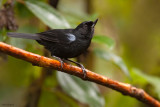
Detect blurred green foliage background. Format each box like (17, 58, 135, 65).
(0, 0, 160, 107)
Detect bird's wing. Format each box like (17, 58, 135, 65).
(37, 29, 74, 44)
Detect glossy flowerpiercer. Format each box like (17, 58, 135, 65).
(7, 19, 98, 78)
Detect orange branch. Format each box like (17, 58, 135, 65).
(0, 42, 159, 107)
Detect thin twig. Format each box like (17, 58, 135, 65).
(0, 42, 159, 107)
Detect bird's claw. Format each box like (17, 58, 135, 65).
(79, 64, 86, 79)
(57, 58, 87, 79)
(59, 59, 64, 70)
(65, 59, 87, 79)
(52, 55, 64, 70)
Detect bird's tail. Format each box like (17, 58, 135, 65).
(7, 32, 40, 40)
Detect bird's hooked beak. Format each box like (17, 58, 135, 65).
(92, 19, 98, 27)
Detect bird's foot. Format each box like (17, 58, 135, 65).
(65, 59, 87, 79)
(52, 55, 64, 70)
(78, 63, 86, 79)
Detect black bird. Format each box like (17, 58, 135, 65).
(7, 19, 98, 78)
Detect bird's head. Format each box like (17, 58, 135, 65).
(75, 19, 98, 38)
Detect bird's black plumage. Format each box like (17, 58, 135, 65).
(7, 19, 98, 78)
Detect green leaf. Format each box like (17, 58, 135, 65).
(131, 68, 160, 99)
(25, 1, 70, 29)
(0, 0, 2, 8)
(39, 90, 60, 107)
(57, 72, 105, 107)
(0, 28, 7, 42)
(0, 34, 3, 42)
(94, 49, 130, 78)
(92, 35, 115, 49)
(53, 90, 79, 107)
(0, 0, 8, 8)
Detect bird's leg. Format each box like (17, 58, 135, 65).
(52, 55, 64, 70)
(65, 59, 87, 79)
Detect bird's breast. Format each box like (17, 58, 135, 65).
(53, 39, 91, 58)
